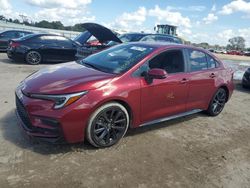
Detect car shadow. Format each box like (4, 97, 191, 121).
(0, 53, 66, 65)
(0, 109, 96, 155)
(1, 109, 204, 154)
(234, 83, 250, 94)
(126, 113, 203, 137)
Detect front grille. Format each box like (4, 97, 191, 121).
(15, 94, 63, 141)
(15, 94, 32, 129)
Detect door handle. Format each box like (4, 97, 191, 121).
(209, 73, 216, 78)
(180, 78, 189, 84)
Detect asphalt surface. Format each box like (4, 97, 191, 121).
(0, 53, 250, 188)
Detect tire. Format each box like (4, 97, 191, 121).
(86, 102, 129, 148)
(25, 50, 42, 65)
(207, 88, 227, 116)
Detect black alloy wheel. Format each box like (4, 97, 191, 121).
(26, 51, 42, 65)
(87, 103, 129, 147)
(207, 88, 227, 116)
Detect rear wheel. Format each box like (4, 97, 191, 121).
(86, 102, 129, 148)
(25, 50, 42, 65)
(207, 88, 227, 116)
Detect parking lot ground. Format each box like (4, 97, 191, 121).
(0, 52, 250, 188)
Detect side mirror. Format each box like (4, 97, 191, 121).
(142, 68, 167, 84)
(148, 68, 167, 79)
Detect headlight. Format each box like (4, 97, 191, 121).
(29, 91, 88, 109)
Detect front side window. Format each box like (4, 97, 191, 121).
(148, 50, 185, 74)
(188, 50, 208, 72)
(80, 44, 155, 74)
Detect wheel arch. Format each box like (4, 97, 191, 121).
(218, 85, 229, 102)
(92, 98, 134, 128)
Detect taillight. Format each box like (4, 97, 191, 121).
(10, 41, 20, 48)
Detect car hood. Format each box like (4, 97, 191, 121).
(80, 23, 122, 44)
(22, 62, 115, 95)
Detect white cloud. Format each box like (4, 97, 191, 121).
(211, 4, 216, 12)
(219, 0, 250, 15)
(0, 0, 12, 16)
(188, 6, 206, 12)
(26, 0, 91, 9)
(105, 7, 147, 32)
(148, 5, 191, 28)
(217, 29, 234, 40)
(203, 13, 218, 24)
(23, 0, 94, 25)
(34, 8, 95, 25)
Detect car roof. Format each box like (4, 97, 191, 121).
(1, 30, 32, 33)
(143, 33, 181, 39)
(122, 32, 149, 35)
(130, 41, 212, 52)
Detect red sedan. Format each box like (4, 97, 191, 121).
(15, 42, 234, 147)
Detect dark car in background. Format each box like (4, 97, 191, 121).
(107, 32, 150, 46)
(0, 30, 33, 51)
(7, 33, 81, 64)
(242, 68, 250, 89)
(75, 23, 122, 59)
(140, 34, 183, 44)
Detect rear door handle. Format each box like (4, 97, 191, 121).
(209, 73, 216, 78)
(180, 78, 189, 84)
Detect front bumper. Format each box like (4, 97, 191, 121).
(15, 88, 93, 143)
(15, 94, 65, 143)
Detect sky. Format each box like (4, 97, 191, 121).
(0, 0, 250, 47)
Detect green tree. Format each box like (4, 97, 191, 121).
(0, 15, 6, 20)
(228, 36, 245, 50)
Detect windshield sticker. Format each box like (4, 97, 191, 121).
(130, 46, 147, 52)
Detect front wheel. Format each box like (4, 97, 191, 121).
(25, 50, 42, 65)
(207, 88, 227, 116)
(86, 102, 129, 148)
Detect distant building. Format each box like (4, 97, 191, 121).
(154, 24, 177, 36)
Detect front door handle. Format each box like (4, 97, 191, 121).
(180, 78, 189, 84)
(210, 73, 216, 78)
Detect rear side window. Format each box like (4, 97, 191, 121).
(39, 35, 57, 43)
(206, 55, 219, 69)
(56, 36, 73, 47)
(187, 49, 208, 72)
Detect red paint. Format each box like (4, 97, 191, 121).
(16, 43, 234, 143)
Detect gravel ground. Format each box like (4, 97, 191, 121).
(0, 53, 250, 188)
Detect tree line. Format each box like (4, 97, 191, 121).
(191, 36, 249, 51)
(0, 15, 85, 32)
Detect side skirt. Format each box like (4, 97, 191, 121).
(139, 109, 202, 127)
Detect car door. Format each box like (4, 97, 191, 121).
(38, 35, 61, 62)
(55, 36, 77, 61)
(139, 49, 189, 123)
(184, 49, 218, 111)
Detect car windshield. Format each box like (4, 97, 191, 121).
(79, 44, 155, 74)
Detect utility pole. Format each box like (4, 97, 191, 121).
(19, 14, 28, 24)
